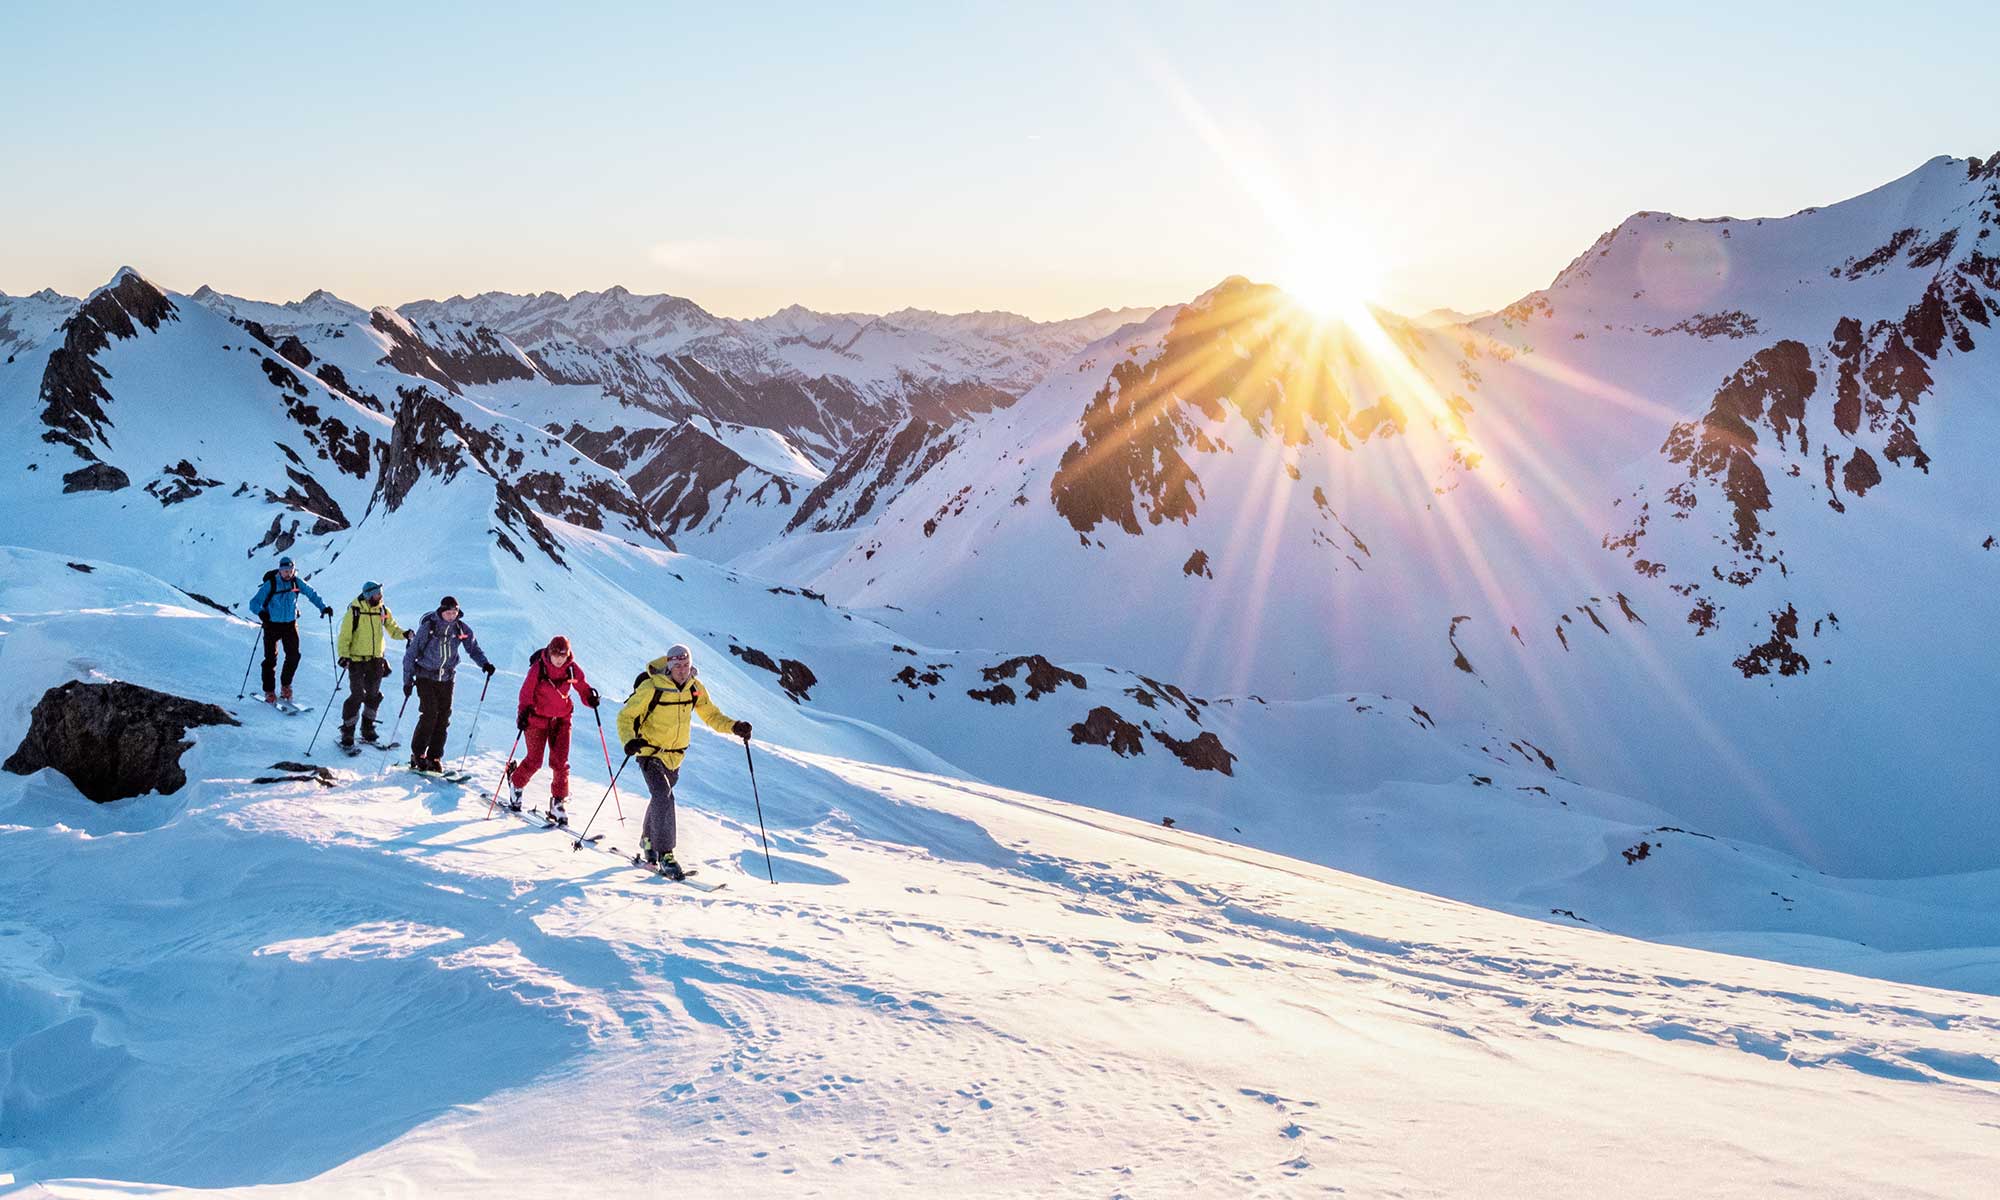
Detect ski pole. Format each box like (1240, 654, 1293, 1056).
(744, 737, 774, 884)
(304, 667, 345, 756)
(455, 671, 493, 771)
(235, 625, 262, 699)
(486, 730, 524, 818)
(573, 753, 631, 850)
(592, 703, 624, 824)
(387, 687, 412, 749)
(326, 609, 337, 668)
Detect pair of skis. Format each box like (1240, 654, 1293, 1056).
(339, 738, 402, 759)
(404, 764, 474, 784)
(256, 697, 315, 716)
(498, 801, 724, 891)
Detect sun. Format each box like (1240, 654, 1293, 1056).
(1276, 234, 1384, 322)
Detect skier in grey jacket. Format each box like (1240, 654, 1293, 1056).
(400, 595, 494, 772)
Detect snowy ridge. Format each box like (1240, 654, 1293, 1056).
(753, 155, 2000, 879)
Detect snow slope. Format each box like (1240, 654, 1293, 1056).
(3, 548, 1998, 1197)
(745, 153, 2000, 879)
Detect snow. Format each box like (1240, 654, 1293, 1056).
(3, 548, 1998, 1196)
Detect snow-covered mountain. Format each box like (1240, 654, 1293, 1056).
(402, 286, 1150, 397)
(0, 286, 79, 358)
(5, 153, 1998, 989)
(188, 284, 370, 331)
(745, 152, 2000, 880)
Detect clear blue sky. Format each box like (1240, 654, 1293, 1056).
(3, 0, 1994, 319)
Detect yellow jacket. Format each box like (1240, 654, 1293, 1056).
(617, 659, 736, 768)
(336, 597, 409, 662)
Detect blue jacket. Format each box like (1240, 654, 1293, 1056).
(250, 571, 328, 624)
(402, 609, 493, 688)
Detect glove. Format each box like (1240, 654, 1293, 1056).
(584, 687, 600, 708)
(623, 738, 646, 756)
(320, 606, 333, 618)
(483, 662, 496, 677)
(733, 721, 752, 740)
(377, 659, 392, 680)
(403, 682, 413, 698)
(517, 710, 530, 732)
(338, 657, 350, 670)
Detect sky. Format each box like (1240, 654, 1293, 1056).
(2, 0, 1995, 321)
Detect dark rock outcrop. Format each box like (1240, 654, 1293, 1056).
(5, 680, 238, 802)
(61, 462, 130, 493)
(1069, 706, 1144, 757)
(1149, 728, 1236, 775)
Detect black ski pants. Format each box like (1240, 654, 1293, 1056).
(411, 678, 456, 763)
(638, 757, 682, 861)
(260, 620, 301, 693)
(340, 658, 390, 734)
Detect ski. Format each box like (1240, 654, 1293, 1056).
(630, 854, 725, 891)
(275, 703, 314, 715)
(403, 765, 474, 784)
(359, 739, 402, 752)
(530, 809, 598, 842)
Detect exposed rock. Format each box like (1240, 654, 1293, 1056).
(1149, 729, 1236, 775)
(144, 459, 223, 506)
(1733, 605, 1810, 679)
(1069, 706, 1144, 757)
(5, 680, 238, 802)
(1182, 549, 1212, 579)
(1661, 340, 1814, 553)
(979, 654, 1087, 700)
(61, 462, 130, 493)
(966, 683, 1017, 705)
(726, 642, 817, 702)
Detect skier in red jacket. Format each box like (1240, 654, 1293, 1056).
(505, 635, 599, 823)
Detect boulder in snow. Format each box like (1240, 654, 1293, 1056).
(4, 680, 239, 802)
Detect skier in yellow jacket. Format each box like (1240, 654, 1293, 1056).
(334, 581, 411, 750)
(617, 643, 750, 879)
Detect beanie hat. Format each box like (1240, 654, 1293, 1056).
(665, 643, 691, 662)
(547, 635, 571, 655)
(278, 555, 295, 568)
(361, 581, 382, 598)
(439, 595, 459, 611)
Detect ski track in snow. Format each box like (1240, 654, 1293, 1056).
(5, 707, 1999, 1196)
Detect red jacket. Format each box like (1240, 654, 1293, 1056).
(518, 648, 591, 721)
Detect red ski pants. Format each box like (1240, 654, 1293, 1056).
(509, 715, 572, 798)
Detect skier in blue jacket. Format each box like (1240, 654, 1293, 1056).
(248, 556, 332, 704)
(400, 595, 495, 772)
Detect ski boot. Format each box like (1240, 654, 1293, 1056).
(658, 853, 687, 882)
(409, 754, 428, 774)
(261, 690, 278, 705)
(280, 685, 295, 702)
(360, 724, 382, 746)
(507, 781, 525, 813)
(338, 725, 356, 751)
(546, 797, 568, 826)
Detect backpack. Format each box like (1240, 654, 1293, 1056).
(257, 569, 278, 619)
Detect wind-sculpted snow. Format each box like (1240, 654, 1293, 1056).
(3, 552, 1999, 1193)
